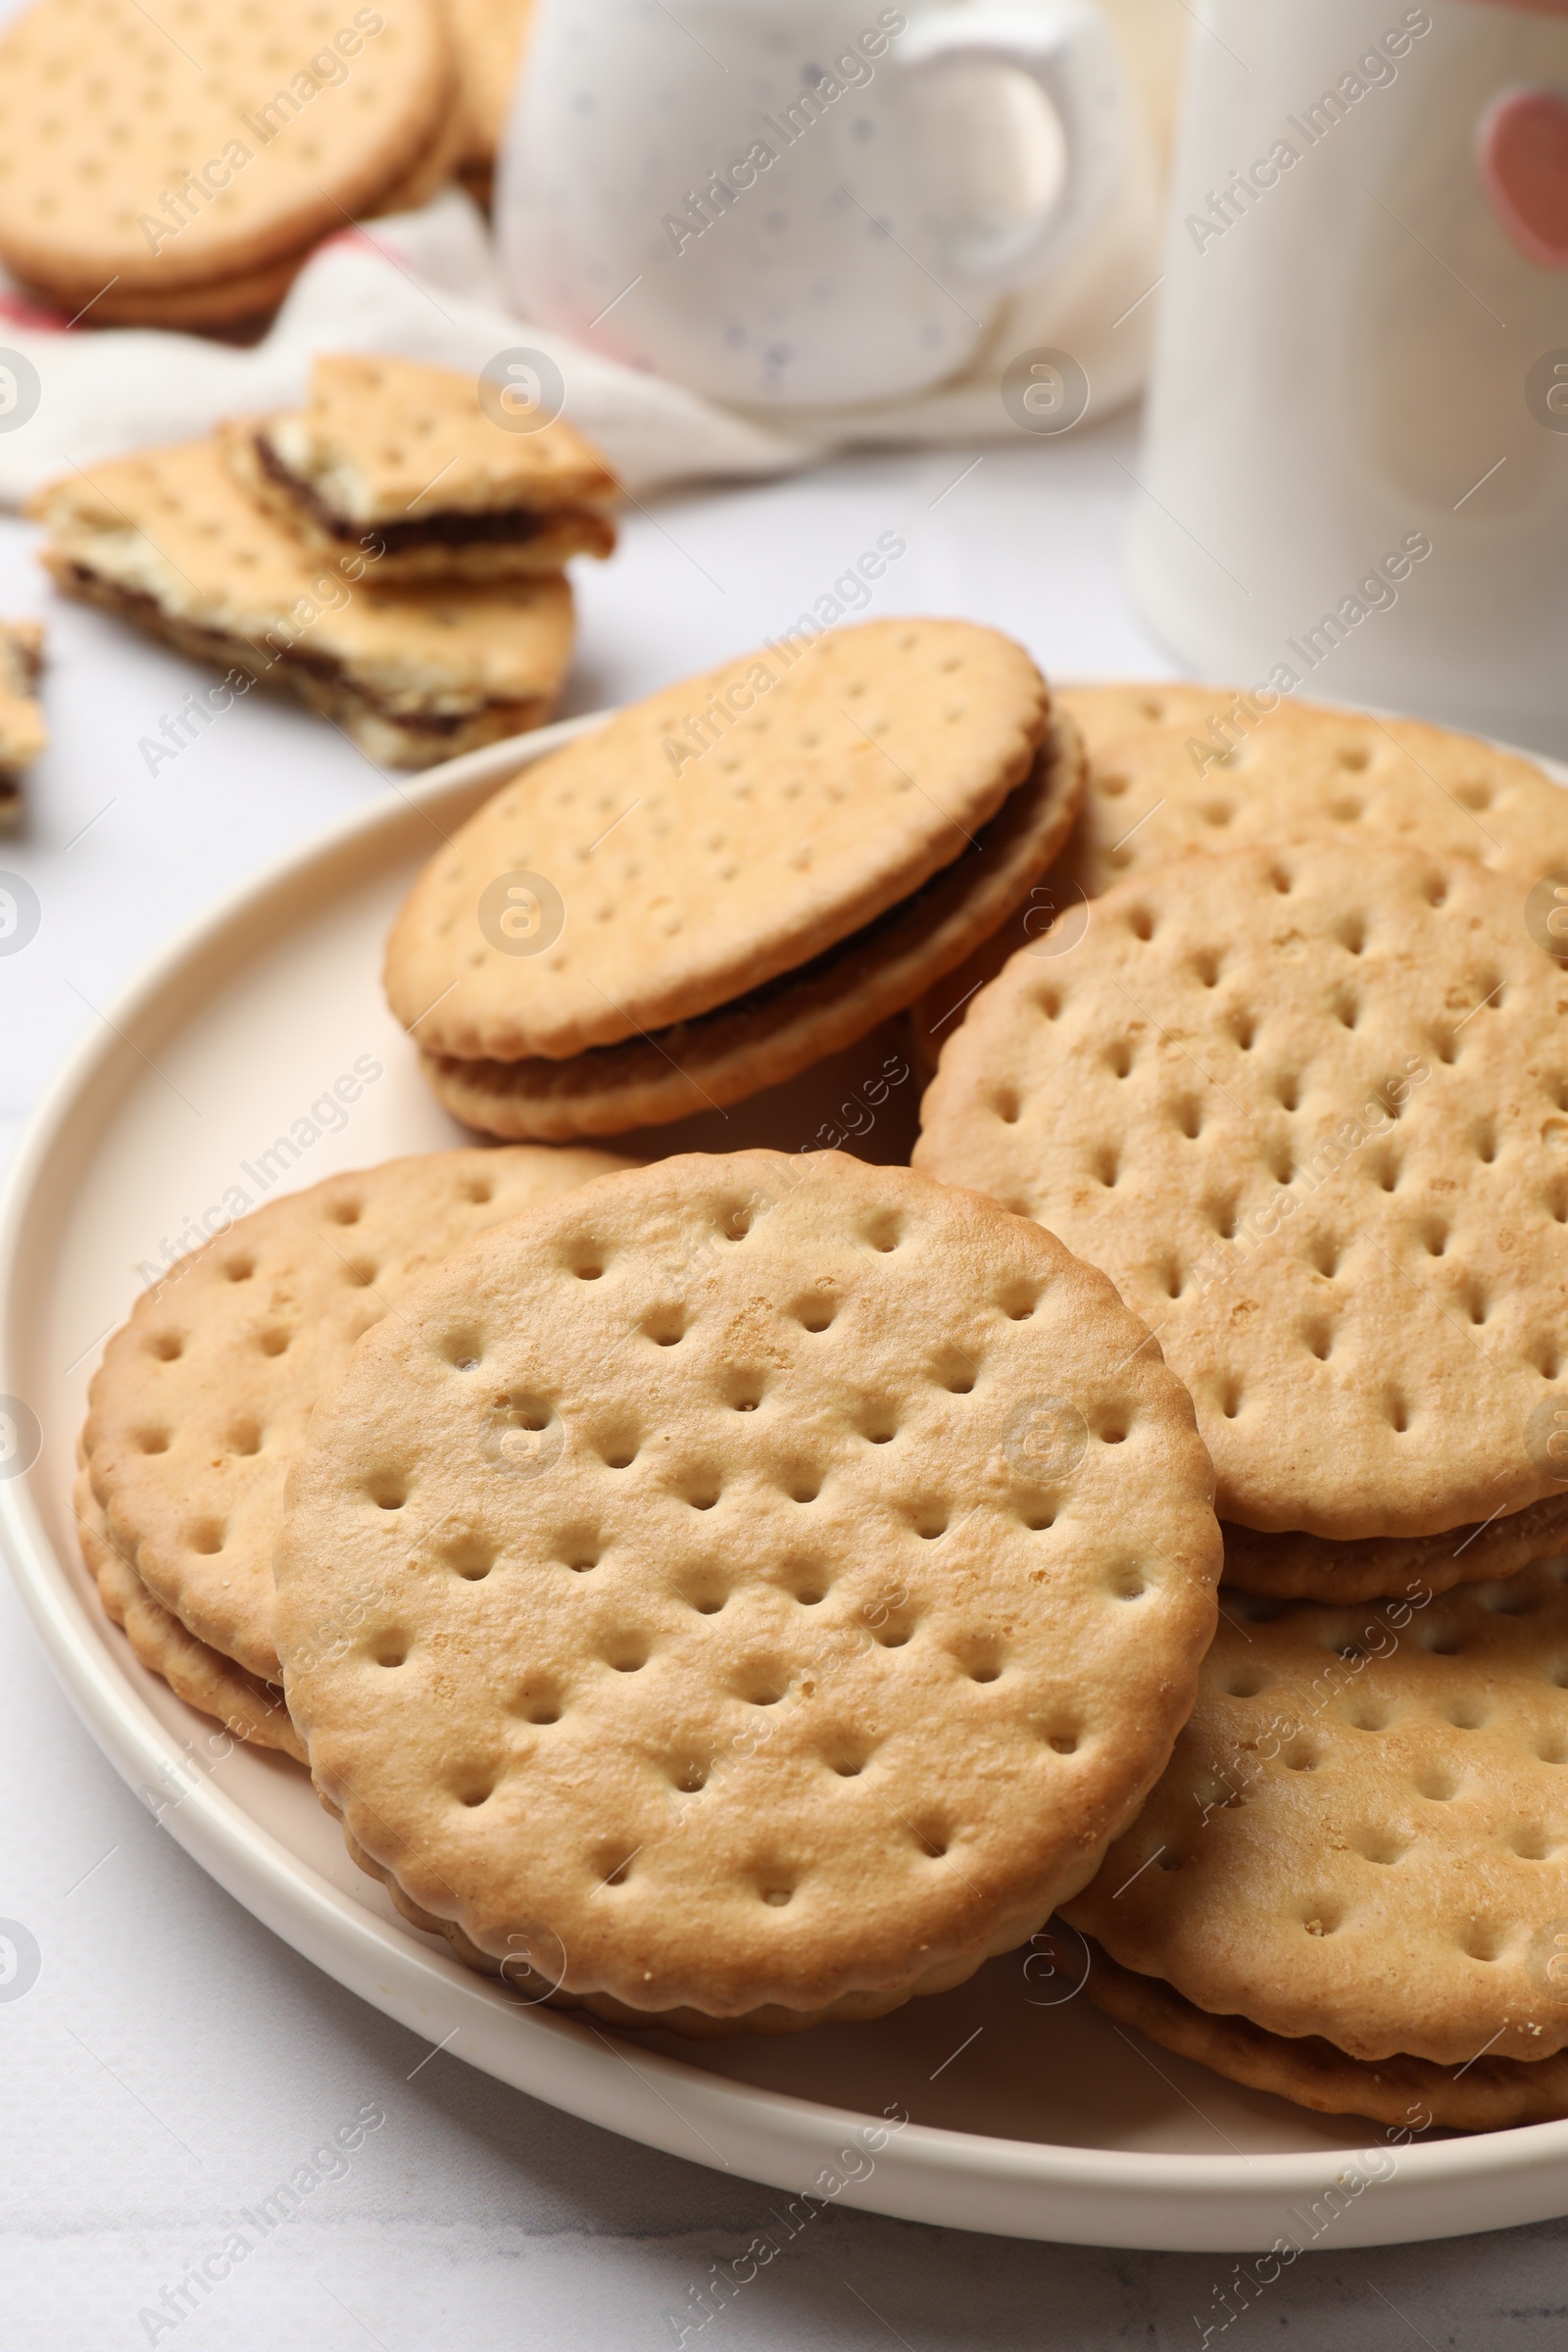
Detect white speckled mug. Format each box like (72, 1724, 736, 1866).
(495, 0, 1131, 408)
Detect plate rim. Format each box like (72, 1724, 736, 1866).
(7, 710, 1568, 2251)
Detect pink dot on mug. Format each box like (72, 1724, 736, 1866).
(1479, 83, 1568, 267)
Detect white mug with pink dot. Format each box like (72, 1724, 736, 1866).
(1131, 0, 1568, 753)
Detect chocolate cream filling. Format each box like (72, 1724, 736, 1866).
(64, 565, 522, 737)
(255, 432, 579, 554)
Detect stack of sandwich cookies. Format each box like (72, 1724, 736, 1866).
(222, 354, 619, 585)
(0, 621, 45, 828)
(1064, 1565, 1568, 2131)
(31, 441, 576, 766)
(77, 1146, 631, 1748)
(425, 707, 1086, 1138)
(387, 620, 1084, 1135)
(273, 1149, 1222, 2033)
(915, 837, 1568, 1595)
(914, 717, 1568, 2131)
(0, 0, 458, 330)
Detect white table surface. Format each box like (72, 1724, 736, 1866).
(2, 418, 1564, 2349)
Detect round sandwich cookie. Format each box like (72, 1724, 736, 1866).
(0, 0, 451, 305)
(916, 837, 1568, 1573)
(419, 712, 1086, 1139)
(383, 618, 1053, 1064)
(81, 1146, 633, 1691)
(273, 1149, 1222, 2033)
(1066, 1562, 1568, 2130)
(915, 691, 1568, 1065)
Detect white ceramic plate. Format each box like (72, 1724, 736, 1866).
(6, 714, 1568, 2253)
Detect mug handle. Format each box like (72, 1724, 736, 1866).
(895, 0, 1130, 290)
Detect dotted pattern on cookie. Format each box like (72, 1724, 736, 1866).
(382, 619, 1051, 1061)
(0, 0, 450, 297)
(1051, 692, 1568, 902)
(274, 1149, 1221, 2021)
(916, 837, 1568, 1540)
(1055, 681, 1237, 751)
(915, 692, 1568, 1065)
(1066, 1557, 1568, 2067)
(82, 1146, 633, 1682)
(268, 352, 619, 520)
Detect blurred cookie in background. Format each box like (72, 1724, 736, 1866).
(0, 622, 45, 830)
(448, 0, 536, 207)
(0, 0, 457, 331)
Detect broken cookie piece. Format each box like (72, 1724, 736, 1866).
(0, 621, 45, 829)
(222, 351, 619, 584)
(28, 440, 574, 768)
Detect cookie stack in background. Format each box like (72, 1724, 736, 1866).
(77, 1148, 633, 1755)
(0, 0, 460, 332)
(30, 354, 617, 764)
(385, 619, 1086, 1133)
(916, 718, 1568, 2126)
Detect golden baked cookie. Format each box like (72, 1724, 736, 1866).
(1054, 681, 1236, 749)
(448, 0, 534, 182)
(384, 619, 1052, 1059)
(30, 439, 574, 768)
(274, 1149, 1221, 2029)
(420, 713, 1086, 1138)
(0, 0, 451, 302)
(915, 690, 1568, 1066)
(916, 837, 1568, 1541)
(76, 1469, 304, 1760)
(30, 96, 466, 330)
(1050, 695, 1568, 904)
(223, 354, 617, 584)
(1066, 1562, 1568, 2101)
(81, 1146, 634, 1684)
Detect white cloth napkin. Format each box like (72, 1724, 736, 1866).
(0, 154, 1161, 508)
